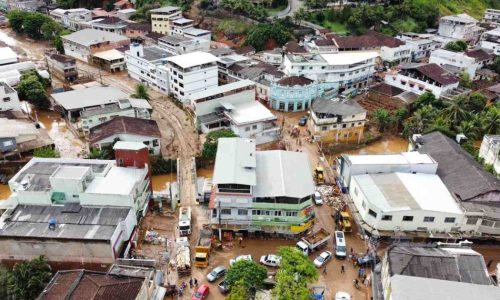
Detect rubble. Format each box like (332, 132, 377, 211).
(316, 185, 345, 210)
(144, 230, 167, 245)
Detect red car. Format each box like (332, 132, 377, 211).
(192, 284, 210, 300)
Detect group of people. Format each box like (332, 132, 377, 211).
(170, 278, 198, 297)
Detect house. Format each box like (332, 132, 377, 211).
(483, 8, 500, 26)
(7, 0, 40, 11)
(157, 35, 210, 55)
(49, 8, 92, 31)
(0, 61, 36, 86)
(413, 132, 500, 237)
(283, 52, 379, 92)
(269, 76, 337, 112)
(235, 45, 256, 56)
(479, 27, 500, 56)
(62, 29, 130, 64)
(479, 135, 500, 175)
(191, 80, 280, 145)
(0, 81, 21, 111)
(384, 63, 459, 98)
(39, 266, 160, 299)
(91, 17, 128, 35)
(209, 138, 316, 235)
(374, 244, 494, 300)
(304, 38, 338, 53)
(0, 47, 18, 65)
(180, 27, 211, 41)
(465, 48, 495, 69)
(114, 0, 133, 10)
(309, 98, 367, 143)
(117, 8, 136, 20)
(350, 172, 464, 232)
(150, 6, 182, 34)
(125, 43, 170, 92)
(429, 49, 479, 78)
(166, 52, 219, 103)
(438, 13, 483, 43)
(124, 23, 152, 41)
(0, 118, 53, 158)
(283, 41, 307, 54)
(360, 83, 417, 113)
(262, 49, 283, 66)
(402, 37, 441, 62)
(46, 53, 78, 82)
(89, 117, 162, 155)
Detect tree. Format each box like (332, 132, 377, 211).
(227, 279, 248, 300)
(33, 147, 60, 158)
(244, 22, 293, 51)
(16, 75, 49, 108)
(393, 107, 409, 128)
(132, 83, 151, 100)
(293, 8, 307, 26)
(373, 108, 392, 132)
(8, 256, 52, 300)
(53, 30, 71, 53)
(413, 92, 442, 110)
(481, 107, 500, 135)
(443, 96, 470, 127)
(41, 20, 63, 40)
(0, 266, 9, 300)
(489, 56, 500, 74)
(455, 120, 479, 140)
(459, 71, 472, 88)
(273, 272, 311, 300)
(444, 40, 468, 52)
(7, 10, 26, 34)
(201, 129, 238, 161)
(225, 260, 267, 291)
(87, 148, 111, 159)
(467, 92, 487, 113)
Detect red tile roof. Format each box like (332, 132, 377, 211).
(284, 41, 307, 54)
(411, 63, 459, 85)
(370, 83, 404, 96)
(89, 116, 161, 144)
(277, 76, 313, 87)
(48, 53, 75, 64)
(465, 49, 494, 61)
(332, 30, 405, 49)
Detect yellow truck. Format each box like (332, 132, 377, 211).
(194, 229, 212, 268)
(314, 166, 324, 185)
(340, 211, 352, 232)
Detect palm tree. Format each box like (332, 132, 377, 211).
(456, 120, 479, 140)
(132, 83, 150, 100)
(373, 108, 392, 132)
(481, 107, 500, 135)
(442, 96, 469, 127)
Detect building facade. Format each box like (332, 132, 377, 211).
(429, 49, 478, 78)
(150, 6, 182, 34)
(46, 53, 78, 82)
(479, 28, 500, 56)
(0, 81, 20, 112)
(438, 13, 482, 42)
(478, 135, 500, 176)
(125, 43, 170, 93)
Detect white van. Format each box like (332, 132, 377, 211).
(334, 231, 347, 259)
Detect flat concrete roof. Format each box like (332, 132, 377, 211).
(51, 86, 128, 110)
(225, 101, 276, 125)
(167, 51, 218, 69)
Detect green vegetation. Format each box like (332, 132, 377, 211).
(132, 83, 151, 101)
(216, 19, 251, 36)
(459, 72, 472, 88)
(272, 246, 318, 300)
(34, 147, 60, 158)
(227, 279, 248, 300)
(244, 21, 294, 51)
(226, 260, 267, 295)
(437, 0, 500, 19)
(201, 129, 237, 161)
(150, 156, 178, 175)
(444, 40, 468, 52)
(489, 57, 500, 74)
(373, 108, 393, 133)
(221, 0, 268, 22)
(17, 70, 50, 109)
(5, 256, 52, 300)
(87, 148, 112, 159)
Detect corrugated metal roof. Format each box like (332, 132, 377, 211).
(213, 138, 256, 186)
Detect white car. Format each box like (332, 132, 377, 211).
(229, 254, 252, 266)
(260, 254, 281, 267)
(335, 292, 351, 300)
(313, 251, 332, 268)
(314, 191, 323, 205)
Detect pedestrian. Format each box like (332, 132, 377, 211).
(194, 278, 198, 286)
(487, 260, 493, 268)
(238, 236, 243, 247)
(341, 264, 345, 274)
(189, 278, 193, 288)
(323, 267, 327, 275)
(358, 268, 363, 278)
(350, 247, 354, 255)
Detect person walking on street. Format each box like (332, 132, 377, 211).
(189, 278, 193, 288)
(341, 264, 345, 274)
(323, 267, 327, 275)
(194, 278, 198, 286)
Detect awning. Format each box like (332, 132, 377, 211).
(51, 192, 65, 203)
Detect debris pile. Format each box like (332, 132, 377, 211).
(316, 185, 345, 210)
(144, 230, 166, 245)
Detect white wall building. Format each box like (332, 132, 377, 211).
(0, 81, 20, 111)
(479, 28, 500, 56)
(350, 172, 464, 232)
(157, 35, 210, 56)
(483, 8, 500, 26)
(150, 6, 182, 34)
(283, 52, 379, 90)
(402, 37, 442, 62)
(380, 44, 412, 67)
(125, 43, 170, 93)
(384, 63, 459, 98)
(166, 52, 219, 103)
(0, 47, 18, 65)
(50, 8, 92, 31)
(438, 13, 482, 43)
(429, 49, 478, 78)
(479, 135, 500, 175)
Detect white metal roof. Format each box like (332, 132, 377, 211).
(441, 13, 478, 24)
(129, 98, 152, 109)
(93, 49, 124, 61)
(150, 6, 180, 13)
(189, 80, 254, 101)
(254, 150, 315, 198)
(85, 166, 146, 195)
(347, 152, 435, 165)
(62, 29, 129, 47)
(0, 47, 17, 61)
(167, 51, 218, 69)
(51, 86, 128, 110)
(321, 51, 379, 66)
(353, 173, 462, 214)
(213, 138, 256, 186)
(113, 141, 147, 151)
(225, 101, 276, 125)
(0, 118, 38, 138)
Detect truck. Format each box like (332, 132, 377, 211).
(314, 166, 324, 185)
(175, 237, 191, 276)
(178, 206, 192, 236)
(194, 229, 212, 268)
(296, 228, 331, 255)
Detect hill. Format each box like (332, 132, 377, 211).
(436, 0, 500, 19)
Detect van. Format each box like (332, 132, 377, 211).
(334, 231, 347, 259)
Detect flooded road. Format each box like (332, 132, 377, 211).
(152, 174, 177, 192)
(345, 136, 409, 155)
(0, 184, 11, 201)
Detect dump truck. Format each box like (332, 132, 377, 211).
(194, 229, 212, 268)
(175, 237, 191, 276)
(314, 167, 324, 185)
(178, 206, 192, 236)
(296, 228, 331, 255)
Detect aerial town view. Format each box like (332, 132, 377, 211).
(0, 0, 500, 299)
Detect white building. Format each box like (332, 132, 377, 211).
(483, 8, 500, 26)
(166, 52, 219, 103)
(350, 172, 464, 232)
(479, 135, 500, 175)
(429, 49, 478, 78)
(283, 52, 379, 90)
(150, 6, 182, 34)
(438, 13, 483, 43)
(404, 38, 441, 62)
(125, 43, 170, 93)
(0, 47, 18, 65)
(262, 49, 283, 66)
(50, 8, 92, 31)
(380, 44, 412, 67)
(384, 63, 459, 98)
(157, 35, 210, 56)
(479, 27, 500, 56)
(117, 8, 136, 20)
(0, 81, 20, 111)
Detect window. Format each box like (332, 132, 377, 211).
(322, 126, 327, 131)
(423, 216, 435, 223)
(3, 97, 10, 102)
(221, 209, 231, 215)
(342, 124, 347, 128)
(253, 210, 262, 216)
(402, 216, 413, 222)
(285, 211, 298, 217)
(245, 126, 251, 132)
(368, 209, 377, 218)
(153, 139, 159, 147)
(361, 200, 366, 210)
(238, 209, 248, 216)
(466, 217, 478, 225)
(212, 209, 217, 218)
(381, 215, 392, 221)
(252, 125, 257, 130)
(444, 217, 456, 223)
(481, 220, 494, 227)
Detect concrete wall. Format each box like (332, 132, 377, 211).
(384, 73, 458, 98)
(193, 89, 255, 116)
(92, 133, 161, 155)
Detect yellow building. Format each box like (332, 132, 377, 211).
(150, 6, 182, 34)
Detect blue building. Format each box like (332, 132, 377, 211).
(270, 76, 338, 112)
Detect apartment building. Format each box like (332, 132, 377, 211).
(479, 135, 500, 175)
(429, 49, 479, 78)
(438, 13, 483, 43)
(479, 27, 500, 56)
(150, 6, 182, 34)
(50, 8, 92, 31)
(210, 138, 316, 235)
(384, 63, 459, 98)
(397, 33, 442, 62)
(157, 35, 210, 56)
(483, 8, 500, 26)
(166, 52, 219, 103)
(0, 81, 21, 111)
(125, 43, 171, 93)
(91, 17, 128, 35)
(46, 53, 78, 82)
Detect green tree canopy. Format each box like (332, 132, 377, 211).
(201, 129, 237, 161)
(444, 40, 468, 52)
(373, 108, 393, 132)
(33, 147, 60, 158)
(277, 246, 318, 282)
(16, 75, 49, 109)
(132, 83, 151, 100)
(225, 260, 267, 290)
(244, 22, 293, 51)
(459, 72, 472, 88)
(227, 279, 249, 300)
(8, 256, 52, 300)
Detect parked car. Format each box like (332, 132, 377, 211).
(229, 254, 252, 266)
(206, 266, 226, 282)
(313, 251, 332, 268)
(313, 191, 323, 205)
(218, 280, 229, 294)
(192, 284, 210, 300)
(260, 254, 281, 267)
(357, 254, 380, 267)
(299, 116, 308, 126)
(335, 291, 351, 300)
